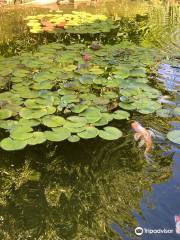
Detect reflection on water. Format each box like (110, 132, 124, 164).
(0, 131, 174, 239)
(0, 1, 180, 239)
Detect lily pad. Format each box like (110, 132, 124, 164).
(167, 130, 180, 144)
(68, 135, 80, 142)
(28, 132, 47, 145)
(0, 138, 27, 151)
(45, 127, 70, 141)
(99, 126, 122, 140)
(20, 108, 48, 119)
(42, 115, 65, 127)
(113, 110, 130, 120)
(174, 107, 180, 116)
(77, 126, 99, 139)
(0, 109, 13, 120)
(80, 107, 102, 123)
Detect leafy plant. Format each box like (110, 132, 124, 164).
(25, 11, 118, 34)
(0, 41, 163, 150)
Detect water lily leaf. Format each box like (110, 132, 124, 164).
(61, 94, 79, 104)
(45, 127, 70, 141)
(71, 104, 88, 113)
(80, 107, 102, 123)
(42, 115, 65, 127)
(119, 102, 136, 110)
(167, 130, 180, 144)
(65, 126, 86, 133)
(20, 108, 48, 119)
(94, 116, 109, 126)
(99, 126, 122, 140)
(28, 132, 46, 145)
(174, 107, 180, 116)
(68, 135, 80, 142)
(77, 126, 99, 139)
(10, 126, 33, 140)
(0, 137, 27, 151)
(13, 69, 29, 77)
(156, 108, 173, 118)
(0, 109, 13, 119)
(0, 120, 18, 130)
(89, 66, 104, 75)
(113, 110, 130, 120)
(18, 119, 40, 127)
(32, 81, 53, 90)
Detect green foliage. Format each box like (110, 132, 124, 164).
(0, 41, 163, 150)
(167, 130, 180, 144)
(25, 11, 117, 34)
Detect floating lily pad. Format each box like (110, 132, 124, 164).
(174, 107, 180, 116)
(45, 127, 70, 141)
(113, 110, 130, 120)
(68, 135, 80, 142)
(0, 138, 27, 151)
(80, 107, 102, 123)
(99, 126, 122, 140)
(167, 130, 180, 144)
(28, 132, 46, 145)
(10, 126, 33, 140)
(156, 108, 173, 118)
(20, 108, 48, 119)
(42, 115, 65, 127)
(77, 126, 99, 139)
(0, 109, 13, 120)
(71, 104, 88, 113)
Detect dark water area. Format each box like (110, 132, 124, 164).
(0, 1, 180, 240)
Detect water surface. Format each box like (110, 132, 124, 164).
(0, 1, 180, 239)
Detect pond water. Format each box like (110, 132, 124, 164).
(0, 1, 180, 240)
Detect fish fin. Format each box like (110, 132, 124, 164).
(134, 133, 141, 141)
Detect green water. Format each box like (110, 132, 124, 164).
(0, 1, 180, 240)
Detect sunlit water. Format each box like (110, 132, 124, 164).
(0, 1, 180, 239)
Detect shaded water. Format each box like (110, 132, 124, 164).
(0, 1, 180, 239)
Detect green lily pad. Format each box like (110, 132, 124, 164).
(20, 108, 48, 119)
(68, 135, 80, 142)
(113, 110, 130, 120)
(167, 130, 180, 144)
(174, 107, 180, 116)
(42, 115, 65, 127)
(99, 126, 122, 140)
(0, 109, 13, 120)
(28, 132, 46, 145)
(77, 126, 99, 139)
(45, 127, 70, 141)
(0, 120, 18, 130)
(10, 126, 33, 140)
(71, 104, 88, 113)
(0, 138, 27, 151)
(156, 108, 173, 118)
(80, 107, 102, 123)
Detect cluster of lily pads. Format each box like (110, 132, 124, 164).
(25, 11, 117, 34)
(0, 41, 164, 151)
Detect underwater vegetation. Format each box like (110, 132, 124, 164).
(1, 39, 178, 151)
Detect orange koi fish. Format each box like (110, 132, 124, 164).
(131, 121, 153, 154)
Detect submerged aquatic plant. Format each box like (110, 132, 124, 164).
(0, 41, 164, 150)
(25, 11, 118, 34)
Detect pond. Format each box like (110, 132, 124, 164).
(0, 1, 180, 239)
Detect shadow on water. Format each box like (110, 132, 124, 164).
(0, 1, 180, 240)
